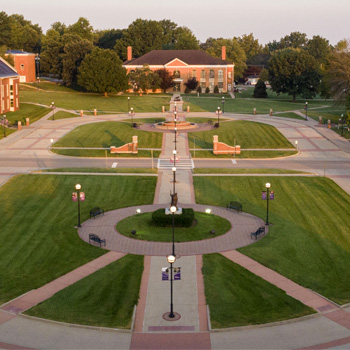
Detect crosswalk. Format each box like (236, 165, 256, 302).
(157, 158, 194, 170)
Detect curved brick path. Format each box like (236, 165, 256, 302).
(78, 203, 266, 256)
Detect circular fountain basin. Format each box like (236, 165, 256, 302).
(155, 120, 198, 130)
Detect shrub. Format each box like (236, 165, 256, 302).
(253, 79, 268, 98)
(151, 208, 195, 227)
(197, 86, 202, 93)
(205, 87, 210, 94)
(214, 85, 219, 93)
(184, 87, 190, 94)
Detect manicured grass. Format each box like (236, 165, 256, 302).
(273, 112, 305, 120)
(48, 111, 79, 120)
(36, 167, 158, 174)
(0, 174, 156, 304)
(193, 168, 311, 174)
(308, 105, 347, 124)
(4, 103, 50, 125)
(21, 81, 78, 92)
(0, 126, 17, 139)
(190, 150, 297, 159)
(186, 117, 229, 123)
(194, 176, 350, 304)
(203, 254, 314, 328)
(189, 120, 294, 150)
(53, 121, 162, 149)
(128, 118, 166, 124)
(52, 149, 161, 158)
(116, 211, 231, 242)
(25, 254, 143, 329)
(332, 127, 350, 140)
(20, 90, 170, 113)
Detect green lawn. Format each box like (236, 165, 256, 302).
(3, 103, 50, 125)
(332, 126, 350, 139)
(48, 111, 79, 120)
(0, 126, 17, 139)
(20, 90, 170, 113)
(203, 254, 314, 328)
(188, 120, 296, 158)
(273, 112, 305, 120)
(116, 211, 231, 242)
(53, 121, 162, 149)
(194, 176, 350, 304)
(52, 149, 161, 158)
(25, 254, 143, 329)
(193, 168, 311, 174)
(0, 174, 156, 304)
(36, 167, 158, 174)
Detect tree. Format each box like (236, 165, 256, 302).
(40, 29, 62, 76)
(253, 79, 268, 98)
(173, 27, 199, 50)
(66, 17, 93, 41)
(268, 48, 321, 101)
(155, 69, 174, 93)
(128, 65, 161, 93)
(62, 38, 93, 86)
(96, 29, 123, 49)
(77, 48, 128, 95)
(0, 12, 11, 47)
(307, 35, 330, 65)
(324, 41, 350, 104)
(236, 33, 262, 62)
(114, 19, 164, 60)
(184, 77, 198, 91)
(205, 38, 247, 79)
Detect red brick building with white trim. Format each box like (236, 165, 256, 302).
(7, 50, 36, 83)
(123, 46, 234, 93)
(0, 57, 20, 113)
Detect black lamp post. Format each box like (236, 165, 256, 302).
(305, 102, 308, 121)
(222, 97, 225, 114)
(76, 184, 81, 227)
(129, 107, 134, 126)
(167, 254, 176, 318)
(217, 107, 221, 127)
(51, 102, 55, 120)
(128, 97, 130, 113)
(172, 166, 176, 194)
(174, 111, 177, 150)
(340, 114, 345, 137)
(265, 182, 271, 225)
(35, 54, 40, 90)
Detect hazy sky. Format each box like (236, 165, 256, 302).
(2, 0, 348, 45)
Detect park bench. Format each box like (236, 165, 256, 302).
(132, 122, 139, 128)
(250, 226, 265, 240)
(89, 233, 106, 247)
(213, 122, 219, 128)
(90, 207, 104, 219)
(226, 201, 242, 212)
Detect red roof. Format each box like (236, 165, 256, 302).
(124, 50, 229, 66)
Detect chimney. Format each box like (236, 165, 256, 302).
(222, 46, 226, 61)
(127, 46, 132, 61)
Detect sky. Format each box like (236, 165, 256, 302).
(2, 0, 349, 45)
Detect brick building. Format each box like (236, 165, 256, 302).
(0, 57, 20, 113)
(7, 50, 36, 83)
(123, 47, 234, 93)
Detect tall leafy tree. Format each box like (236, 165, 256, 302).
(66, 17, 94, 41)
(173, 27, 199, 50)
(268, 48, 321, 101)
(62, 38, 93, 86)
(128, 65, 161, 93)
(114, 19, 164, 60)
(96, 29, 123, 49)
(205, 38, 247, 79)
(78, 48, 128, 95)
(236, 33, 262, 62)
(155, 69, 174, 93)
(307, 35, 330, 65)
(0, 12, 11, 47)
(40, 29, 62, 76)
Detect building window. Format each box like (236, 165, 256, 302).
(201, 82, 206, 90)
(20, 64, 24, 70)
(228, 72, 232, 79)
(209, 70, 215, 79)
(174, 70, 180, 78)
(218, 70, 223, 80)
(218, 82, 224, 89)
(192, 70, 196, 78)
(200, 70, 206, 79)
(209, 81, 214, 92)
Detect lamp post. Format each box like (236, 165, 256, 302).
(222, 97, 225, 114)
(265, 183, 271, 225)
(127, 97, 130, 113)
(174, 102, 177, 112)
(167, 254, 176, 318)
(35, 54, 40, 90)
(75, 184, 81, 227)
(172, 166, 176, 194)
(51, 102, 55, 120)
(305, 102, 308, 121)
(174, 111, 177, 150)
(340, 114, 345, 137)
(217, 107, 221, 127)
(129, 107, 134, 126)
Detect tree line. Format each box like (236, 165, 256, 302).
(0, 11, 349, 108)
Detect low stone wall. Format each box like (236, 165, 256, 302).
(110, 136, 138, 154)
(213, 135, 241, 155)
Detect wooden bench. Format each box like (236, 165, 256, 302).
(89, 233, 106, 247)
(90, 207, 104, 219)
(226, 201, 242, 212)
(250, 226, 265, 240)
